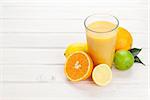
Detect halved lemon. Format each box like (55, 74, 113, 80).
(92, 64, 112, 86)
(64, 51, 93, 82)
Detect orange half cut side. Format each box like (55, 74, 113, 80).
(64, 51, 93, 82)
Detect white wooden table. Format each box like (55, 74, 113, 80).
(0, 0, 149, 100)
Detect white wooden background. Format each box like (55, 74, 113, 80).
(0, 0, 149, 100)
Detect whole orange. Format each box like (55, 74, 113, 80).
(115, 27, 133, 51)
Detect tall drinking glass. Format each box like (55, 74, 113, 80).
(84, 14, 119, 67)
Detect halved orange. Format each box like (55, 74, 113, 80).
(64, 51, 93, 82)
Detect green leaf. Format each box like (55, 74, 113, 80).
(129, 48, 142, 57)
(134, 56, 145, 66)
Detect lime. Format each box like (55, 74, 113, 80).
(114, 50, 134, 70)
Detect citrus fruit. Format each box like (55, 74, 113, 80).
(64, 42, 88, 58)
(114, 50, 134, 70)
(92, 64, 112, 86)
(116, 27, 133, 51)
(64, 51, 93, 82)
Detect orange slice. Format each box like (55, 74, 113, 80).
(92, 64, 112, 86)
(64, 51, 93, 82)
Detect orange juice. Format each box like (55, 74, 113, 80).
(84, 14, 119, 67)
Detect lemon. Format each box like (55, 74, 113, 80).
(64, 42, 88, 58)
(92, 64, 112, 86)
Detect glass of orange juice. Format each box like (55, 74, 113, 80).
(84, 14, 119, 67)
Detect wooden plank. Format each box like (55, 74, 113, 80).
(0, 82, 147, 99)
(0, 6, 147, 20)
(0, 48, 148, 65)
(0, 97, 148, 100)
(0, 65, 66, 82)
(0, 64, 148, 82)
(0, 19, 148, 33)
(0, 33, 148, 48)
(0, 0, 147, 3)
(0, 48, 65, 64)
(0, 0, 147, 7)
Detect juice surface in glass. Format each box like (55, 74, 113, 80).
(84, 14, 119, 67)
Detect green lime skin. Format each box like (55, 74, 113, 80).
(114, 50, 134, 70)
